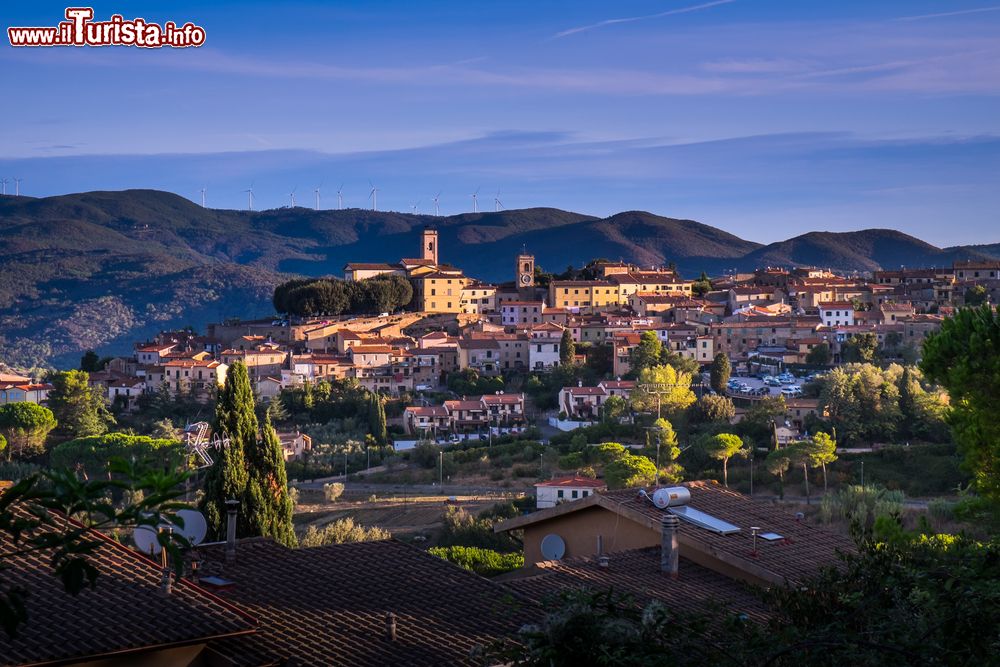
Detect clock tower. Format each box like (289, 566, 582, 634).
(516, 253, 535, 292)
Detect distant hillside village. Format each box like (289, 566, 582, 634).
(4, 226, 996, 443)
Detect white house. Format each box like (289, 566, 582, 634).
(529, 339, 561, 370)
(535, 476, 608, 509)
(818, 301, 855, 327)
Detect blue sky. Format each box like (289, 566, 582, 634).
(2, 1, 999, 245)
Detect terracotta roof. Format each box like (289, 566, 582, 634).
(600, 380, 636, 390)
(198, 539, 532, 666)
(0, 509, 254, 665)
(818, 301, 854, 308)
(535, 476, 607, 489)
(344, 262, 399, 270)
(498, 481, 854, 585)
(405, 405, 450, 417)
(480, 393, 524, 405)
(563, 386, 606, 396)
(506, 549, 769, 623)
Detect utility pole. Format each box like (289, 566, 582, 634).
(439, 450, 444, 487)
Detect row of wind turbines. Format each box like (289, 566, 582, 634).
(1, 178, 24, 196)
(208, 182, 505, 215)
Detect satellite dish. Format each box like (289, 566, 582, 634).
(133, 526, 162, 555)
(540, 533, 566, 561)
(653, 486, 691, 509)
(174, 509, 208, 546)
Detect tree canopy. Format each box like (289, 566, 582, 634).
(630, 365, 696, 418)
(709, 353, 731, 394)
(46, 370, 114, 438)
(0, 402, 57, 459)
(921, 304, 1000, 501)
(273, 274, 413, 317)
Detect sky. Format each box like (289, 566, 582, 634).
(1, 1, 999, 245)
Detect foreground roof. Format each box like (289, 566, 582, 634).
(506, 548, 769, 623)
(0, 510, 254, 666)
(198, 538, 532, 666)
(498, 481, 854, 585)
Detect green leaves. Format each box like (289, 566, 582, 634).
(0, 455, 192, 638)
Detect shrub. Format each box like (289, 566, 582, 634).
(439, 506, 520, 551)
(323, 482, 345, 502)
(50, 433, 184, 475)
(818, 485, 905, 525)
(288, 486, 300, 506)
(299, 518, 390, 547)
(428, 546, 524, 577)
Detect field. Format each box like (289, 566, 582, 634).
(293, 489, 522, 542)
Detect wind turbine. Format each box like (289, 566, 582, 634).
(14, 178, 22, 197)
(244, 183, 254, 211)
(1, 179, 7, 196)
(289, 186, 297, 208)
(433, 191, 441, 216)
(200, 187, 207, 208)
(411, 200, 420, 214)
(494, 187, 503, 212)
(368, 180, 378, 211)
(337, 184, 344, 210)
(470, 187, 480, 213)
(314, 184, 322, 210)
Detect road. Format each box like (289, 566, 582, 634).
(295, 479, 526, 497)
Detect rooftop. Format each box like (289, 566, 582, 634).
(536, 476, 607, 489)
(197, 538, 532, 667)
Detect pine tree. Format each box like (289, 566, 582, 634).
(245, 414, 298, 547)
(201, 361, 254, 540)
(897, 366, 917, 440)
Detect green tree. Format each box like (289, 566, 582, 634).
(688, 394, 736, 425)
(841, 332, 879, 364)
(704, 433, 744, 487)
(559, 328, 576, 367)
(964, 284, 989, 307)
(691, 271, 712, 298)
(201, 361, 254, 540)
(367, 394, 388, 446)
(46, 370, 114, 438)
(629, 331, 662, 375)
(0, 402, 57, 460)
(601, 395, 628, 423)
(631, 364, 696, 418)
(604, 452, 657, 489)
(808, 431, 838, 492)
(244, 415, 297, 547)
(817, 364, 901, 445)
(766, 447, 792, 499)
(806, 342, 832, 365)
(79, 350, 102, 372)
(709, 353, 731, 394)
(921, 304, 1000, 501)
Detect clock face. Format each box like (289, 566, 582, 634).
(520, 274, 532, 285)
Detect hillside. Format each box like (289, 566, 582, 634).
(0, 189, 996, 368)
(741, 229, 994, 274)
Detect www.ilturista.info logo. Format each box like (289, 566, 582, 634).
(8, 7, 206, 48)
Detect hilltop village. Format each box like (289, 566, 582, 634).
(5, 226, 995, 442)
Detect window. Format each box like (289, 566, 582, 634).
(557, 490, 564, 499)
(571, 490, 579, 499)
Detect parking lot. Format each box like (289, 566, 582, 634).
(715, 372, 816, 399)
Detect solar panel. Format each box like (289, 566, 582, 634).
(668, 505, 740, 535)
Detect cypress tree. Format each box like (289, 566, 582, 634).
(245, 414, 297, 547)
(559, 329, 576, 367)
(201, 361, 254, 539)
(368, 394, 388, 446)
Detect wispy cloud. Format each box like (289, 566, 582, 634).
(895, 5, 1000, 21)
(552, 0, 735, 39)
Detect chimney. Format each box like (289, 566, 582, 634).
(385, 612, 397, 641)
(225, 499, 239, 563)
(159, 529, 173, 596)
(661, 514, 679, 579)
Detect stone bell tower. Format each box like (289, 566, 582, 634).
(516, 253, 535, 297)
(421, 227, 438, 264)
